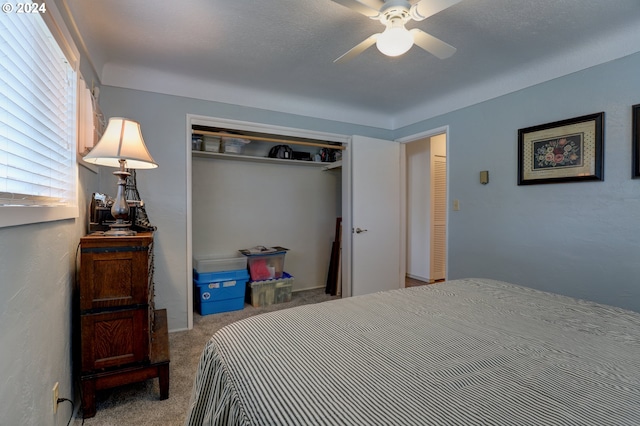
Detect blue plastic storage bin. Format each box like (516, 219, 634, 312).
(193, 269, 249, 315)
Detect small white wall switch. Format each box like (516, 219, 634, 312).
(480, 170, 489, 185)
(453, 199, 460, 211)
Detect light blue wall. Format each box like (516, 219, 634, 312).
(98, 87, 393, 330)
(0, 165, 98, 425)
(396, 51, 640, 312)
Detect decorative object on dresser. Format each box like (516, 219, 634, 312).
(88, 169, 157, 235)
(78, 232, 169, 418)
(83, 117, 158, 236)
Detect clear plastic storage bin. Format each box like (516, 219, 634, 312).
(193, 255, 247, 274)
(239, 247, 288, 281)
(222, 137, 250, 154)
(247, 272, 293, 308)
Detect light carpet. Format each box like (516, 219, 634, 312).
(74, 288, 338, 425)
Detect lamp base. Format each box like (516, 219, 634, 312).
(104, 222, 137, 237)
(105, 159, 136, 237)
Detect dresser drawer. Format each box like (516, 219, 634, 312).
(80, 307, 151, 373)
(80, 233, 153, 311)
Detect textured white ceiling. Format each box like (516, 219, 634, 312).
(64, 0, 640, 129)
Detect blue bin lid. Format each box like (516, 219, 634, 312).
(193, 268, 250, 284)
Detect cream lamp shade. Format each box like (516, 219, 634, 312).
(84, 117, 158, 169)
(83, 117, 157, 236)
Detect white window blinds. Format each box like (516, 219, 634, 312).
(0, 3, 77, 209)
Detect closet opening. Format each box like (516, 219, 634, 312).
(186, 115, 350, 328)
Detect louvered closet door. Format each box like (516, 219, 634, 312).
(430, 156, 447, 280)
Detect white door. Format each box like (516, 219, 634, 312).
(350, 135, 401, 296)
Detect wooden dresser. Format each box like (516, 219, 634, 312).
(78, 232, 169, 418)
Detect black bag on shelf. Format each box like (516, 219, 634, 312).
(268, 144, 293, 159)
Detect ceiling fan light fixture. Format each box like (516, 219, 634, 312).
(332, 0, 459, 62)
(376, 20, 413, 57)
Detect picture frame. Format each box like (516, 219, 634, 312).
(517, 112, 604, 185)
(633, 104, 640, 178)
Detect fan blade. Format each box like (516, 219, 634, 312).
(331, 0, 381, 18)
(410, 29, 456, 59)
(334, 34, 379, 63)
(357, 0, 385, 10)
(411, 0, 462, 21)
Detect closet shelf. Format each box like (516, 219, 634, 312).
(193, 130, 345, 151)
(192, 150, 338, 167)
(322, 160, 342, 171)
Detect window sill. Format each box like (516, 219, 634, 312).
(0, 205, 79, 228)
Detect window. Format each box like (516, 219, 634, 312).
(0, 0, 79, 227)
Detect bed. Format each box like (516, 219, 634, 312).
(185, 278, 640, 425)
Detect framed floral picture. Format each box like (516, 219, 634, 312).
(517, 112, 604, 185)
(633, 104, 640, 178)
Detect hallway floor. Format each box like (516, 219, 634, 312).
(405, 277, 444, 287)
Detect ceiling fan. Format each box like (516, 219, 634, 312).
(332, 0, 461, 63)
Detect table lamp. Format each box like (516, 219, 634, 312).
(83, 117, 158, 236)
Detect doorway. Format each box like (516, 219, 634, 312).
(401, 130, 448, 284)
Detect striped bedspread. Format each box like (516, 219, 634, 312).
(185, 278, 640, 425)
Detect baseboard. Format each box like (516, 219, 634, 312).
(168, 326, 190, 333)
(293, 285, 325, 293)
(406, 273, 431, 283)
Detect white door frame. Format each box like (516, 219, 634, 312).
(185, 114, 352, 329)
(341, 141, 353, 298)
(396, 126, 450, 286)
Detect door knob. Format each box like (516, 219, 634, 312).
(355, 227, 368, 234)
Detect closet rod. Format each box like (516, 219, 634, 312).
(193, 130, 345, 151)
